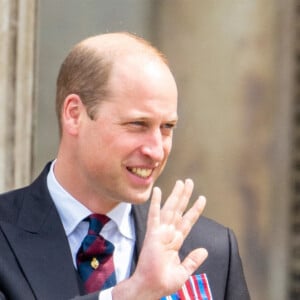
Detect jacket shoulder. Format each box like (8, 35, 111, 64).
(0, 162, 52, 223)
(183, 215, 233, 256)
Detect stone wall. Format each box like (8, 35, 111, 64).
(154, 1, 293, 299)
(289, 0, 300, 298)
(0, 0, 36, 191)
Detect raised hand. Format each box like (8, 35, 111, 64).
(113, 179, 207, 300)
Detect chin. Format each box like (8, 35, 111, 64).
(130, 196, 150, 205)
(129, 190, 152, 205)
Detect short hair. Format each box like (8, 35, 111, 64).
(55, 32, 168, 135)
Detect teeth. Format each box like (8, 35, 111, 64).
(130, 167, 152, 178)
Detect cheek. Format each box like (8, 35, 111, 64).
(163, 139, 173, 157)
(77, 129, 104, 167)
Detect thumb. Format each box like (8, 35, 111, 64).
(181, 248, 208, 275)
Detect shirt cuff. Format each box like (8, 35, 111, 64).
(98, 287, 113, 300)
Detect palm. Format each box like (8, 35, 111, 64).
(134, 180, 208, 299)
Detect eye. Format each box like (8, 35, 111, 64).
(161, 123, 176, 135)
(125, 120, 149, 132)
(130, 121, 146, 126)
(162, 123, 176, 129)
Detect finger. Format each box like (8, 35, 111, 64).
(179, 196, 206, 237)
(162, 179, 194, 216)
(165, 228, 185, 251)
(147, 186, 162, 229)
(162, 180, 185, 212)
(160, 180, 184, 224)
(181, 248, 208, 275)
(170, 179, 194, 228)
(176, 178, 194, 214)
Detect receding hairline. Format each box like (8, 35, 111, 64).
(73, 32, 168, 66)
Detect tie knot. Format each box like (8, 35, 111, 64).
(87, 214, 110, 235)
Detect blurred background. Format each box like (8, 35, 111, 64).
(0, 0, 298, 299)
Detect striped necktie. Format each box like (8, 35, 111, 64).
(76, 214, 117, 293)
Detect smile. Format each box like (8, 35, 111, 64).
(128, 167, 153, 178)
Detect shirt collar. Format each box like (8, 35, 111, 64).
(47, 160, 134, 240)
(107, 202, 134, 239)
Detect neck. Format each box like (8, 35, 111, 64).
(53, 157, 118, 214)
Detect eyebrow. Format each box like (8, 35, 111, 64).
(126, 113, 178, 122)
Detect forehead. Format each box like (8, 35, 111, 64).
(98, 55, 178, 120)
(109, 54, 177, 99)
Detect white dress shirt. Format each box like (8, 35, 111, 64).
(47, 161, 136, 300)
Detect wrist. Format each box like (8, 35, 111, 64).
(112, 274, 161, 300)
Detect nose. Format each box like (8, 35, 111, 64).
(140, 129, 167, 162)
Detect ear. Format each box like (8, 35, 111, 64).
(62, 94, 84, 136)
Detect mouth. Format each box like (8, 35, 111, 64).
(127, 167, 153, 178)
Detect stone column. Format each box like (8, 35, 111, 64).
(0, 0, 36, 191)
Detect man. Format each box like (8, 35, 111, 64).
(0, 32, 250, 299)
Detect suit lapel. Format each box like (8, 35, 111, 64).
(0, 164, 81, 300)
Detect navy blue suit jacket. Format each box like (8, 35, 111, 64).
(0, 163, 250, 299)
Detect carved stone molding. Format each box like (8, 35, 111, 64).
(0, 0, 36, 191)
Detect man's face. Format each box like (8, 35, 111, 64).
(76, 55, 178, 208)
